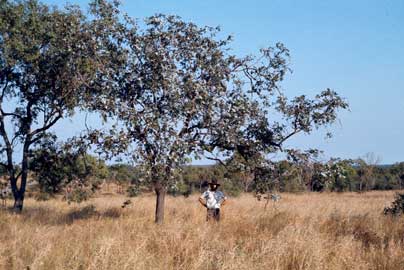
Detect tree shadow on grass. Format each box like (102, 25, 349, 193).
(60, 205, 125, 225)
(5, 204, 125, 226)
(63, 205, 99, 224)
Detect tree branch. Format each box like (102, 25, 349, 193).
(0, 105, 15, 179)
(30, 113, 62, 137)
(278, 128, 301, 147)
(205, 156, 227, 167)
(0, 109, 23, 119)
(0, 80, 9, 102)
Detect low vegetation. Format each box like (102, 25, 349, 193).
(1, 191, 403, 270)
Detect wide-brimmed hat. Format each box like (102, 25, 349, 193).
(207, 179, 221, 186)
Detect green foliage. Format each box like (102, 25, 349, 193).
(64, 180, 94, 204)
(109, 164, 142, 184)
(29, 135, 106, 200)
(99, 161, 404, 195)
(82, 11, 347, 224)
(325, 159, 352, 192)
(0, 0, 127, 210)
(127, 185, 141, 197)
(29, 136, 69, 194)
(222, 178, 242, 197)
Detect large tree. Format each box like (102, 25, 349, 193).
(87, 14, 348, 223)
(0, 0, 125, 211)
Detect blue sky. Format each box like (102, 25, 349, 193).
(44, 0, 404, 164)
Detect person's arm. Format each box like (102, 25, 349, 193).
(221, 196, 227, 206)
(199, 197, 207, 208)
(219, 192, 227, 206)
(199, 192, 207, 208)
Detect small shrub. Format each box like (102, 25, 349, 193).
(63, 178, 98, 204)
(384, 193, 404, 216)
(121, 199, 132, 208)
(167, 182, 180, 197)
(64, 185, 92, 204)
(127, 185, 141, 197)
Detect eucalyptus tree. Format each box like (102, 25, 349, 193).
(0, 0, 126, 211)
(89, 14, 348, 223)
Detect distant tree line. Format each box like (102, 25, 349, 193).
(5, 149, 402, 200)
(130, 158, 404, 195)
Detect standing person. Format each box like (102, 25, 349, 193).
(199, 179, 227, 222)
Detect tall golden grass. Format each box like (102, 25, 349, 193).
(1, 191, 404, 270)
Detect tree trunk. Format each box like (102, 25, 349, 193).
(13, 172, 28, 212)
(154, 182, 166, 224)
(13, 192, 24, 212)
(12, 140, 30, 212)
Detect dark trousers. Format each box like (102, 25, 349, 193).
(207, 208, 220, 222)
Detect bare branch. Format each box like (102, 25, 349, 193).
(0, 80, 9, 102)
(205, 155, 227, 167)
(0, 109, 23, 119)
(30, 113, 62, 137)
(278, 128, 301, 146)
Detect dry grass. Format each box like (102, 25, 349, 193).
(1, 191, 404, 270)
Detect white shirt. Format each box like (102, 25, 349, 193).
(200, 190, 226, 209)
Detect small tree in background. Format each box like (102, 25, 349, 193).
(355, 153, 381, 192)
(29, 134, 108, 202)
(389, 162, 404, 190)
(326, 159, 353, 192)
(29, 135, 66, 194)
(225, 152, 256, 193)
(108, 164, 140, 194)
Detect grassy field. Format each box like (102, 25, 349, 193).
(1, 191, 404, 270)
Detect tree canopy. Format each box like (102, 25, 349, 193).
(0, 0, 125, 211)
(83, 13, 348, 223)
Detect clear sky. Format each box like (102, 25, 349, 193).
(43, 0, 404, 164)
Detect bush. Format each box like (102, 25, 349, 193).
(65, 188, 92, 204)
(384, 193, 404, 216)
(127, 185, 141, 197)
(63, 180, 94, 204)
(167, 181, 193, 197)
